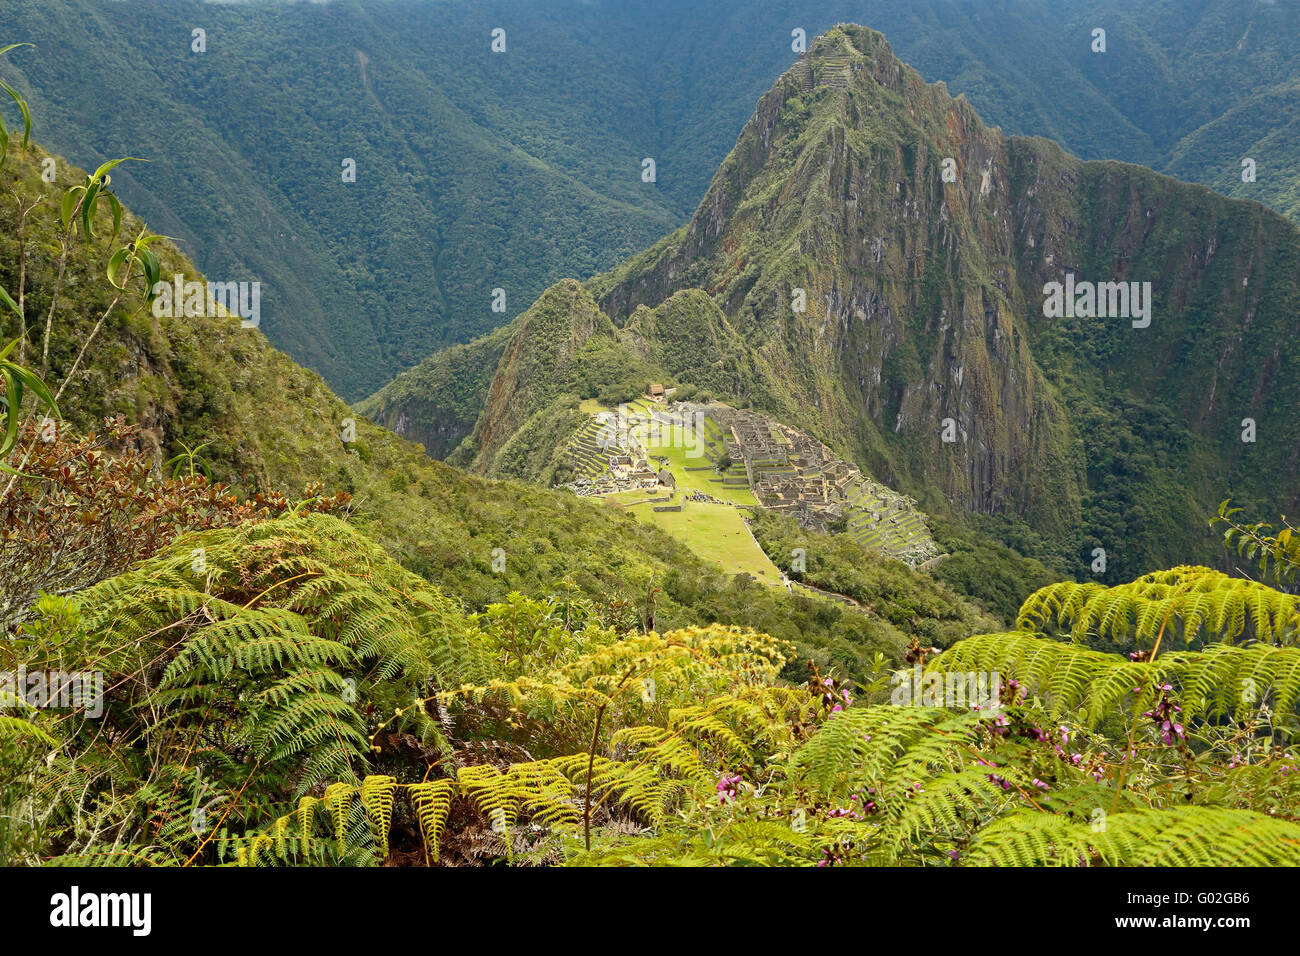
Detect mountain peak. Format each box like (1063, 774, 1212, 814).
(367, 21, 1300, 580)
(588, 24, 1300, 574)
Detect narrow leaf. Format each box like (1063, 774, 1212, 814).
(106, 247, 130, 289)
(91, 157, 144, 182)
(81, 181, 99, 240)
(0, 285, 20, 321)
(105, 192, 123, 245)
(60, 186, 81, 233)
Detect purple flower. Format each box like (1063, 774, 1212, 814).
(716, 774, 742, 803)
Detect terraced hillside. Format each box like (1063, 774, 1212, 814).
(557, 398, 938, 567)
(558, 415, 620, 486)
(841, 478, 936, 566)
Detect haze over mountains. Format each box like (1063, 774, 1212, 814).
(5, 0, 1300, 398)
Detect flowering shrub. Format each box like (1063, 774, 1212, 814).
(0, 417, 350, 631)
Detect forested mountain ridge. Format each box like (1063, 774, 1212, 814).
(361, 279, 783, 482)
(6, 15, 1300, 874)
(6, 0, 1300, 400)
(0, 133, 1000, 682)
(372, 25, 1300, 582)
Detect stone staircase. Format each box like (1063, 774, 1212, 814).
(817, 54, 854, 90)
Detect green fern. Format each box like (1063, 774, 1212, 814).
(932, 630, 1300, 727)
(1017, 566, 1300, 647)
(967, 808, 1300, 866)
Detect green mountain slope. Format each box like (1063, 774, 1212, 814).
(596, 26, 1300, 580)
(7, 0, 1300, 399)
(1, 133, 1002, 680)
(378, 25, 1300, 582)
(0, 0, 683, 398)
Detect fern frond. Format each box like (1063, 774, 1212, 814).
(1017, 567, 1300, 647)
(967, 808, 1300, 866)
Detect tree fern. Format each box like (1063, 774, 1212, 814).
(932, 631, 1300, 727)
(1017, 566, 1300, 647)
(967, 808, 1300, 866)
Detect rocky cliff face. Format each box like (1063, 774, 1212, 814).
(592, 26, 1084, 539)
(357, 329, 509, 461)
(585, 25, 1299, 573)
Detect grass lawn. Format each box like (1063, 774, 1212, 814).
(599, 489, 661, 506)
(652, 440, 755, 505)
(637, 411, 757, 507)
(623, 498, 782, 585)
(582, 400, 777, 584)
